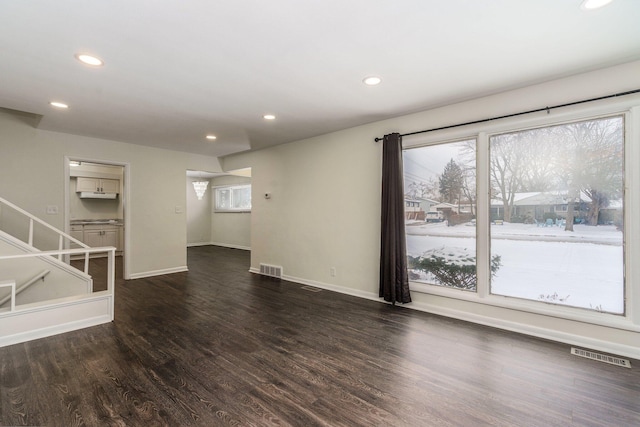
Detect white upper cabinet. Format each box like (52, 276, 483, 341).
(76, 177, 119, 193)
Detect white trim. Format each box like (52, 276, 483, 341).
(210, 242, 251, 251)
(187, 242, 213, 248)
(409, 282, 640, 333)
(627, 106, 640, 325)
(408, 299, 640, 360)
(186, 241, 252, 251)
(250, 270, 640, 359)
(249, 268, 379, 301)
(128, 266, 188, 279)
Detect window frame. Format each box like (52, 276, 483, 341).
(213, 184, 252, 213)
(403, 100, 640, 333)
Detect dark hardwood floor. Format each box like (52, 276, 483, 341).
(2, 246, 639, 426)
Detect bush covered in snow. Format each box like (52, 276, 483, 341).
(409, 247, 501, 291)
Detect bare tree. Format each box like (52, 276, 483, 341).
(458, 141, 477, 215)
(489, 133, 525, 222)
(554, 117, 623, 229)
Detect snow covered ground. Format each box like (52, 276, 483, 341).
(406, 221, 624, 313)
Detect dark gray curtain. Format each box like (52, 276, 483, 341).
(379, 133, 411, 304)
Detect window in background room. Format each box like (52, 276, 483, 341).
(214, 184, 252, 212)
(489, 116, 624, 314)
(404, 139, 483, 292)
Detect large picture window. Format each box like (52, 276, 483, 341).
(404, 139, 480, 291)
(489, 116, 624, 314)
(404, 114, 626, 317)
(214, 184, 251, 212)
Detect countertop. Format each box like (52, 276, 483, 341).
(71, 219, 123, 226)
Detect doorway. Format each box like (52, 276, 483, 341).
(186, 168, 252, 254)
(64, 157, 130, 280)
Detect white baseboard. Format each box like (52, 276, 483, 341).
(210, 242, 251, 251)
(249, 269, 640, 360)
(188, 242, 251, 250)
(187, 242, 211, 247)
(408, 300, 640, 361)
(249, 268, 379, 301)
(129, 266, 188, 279)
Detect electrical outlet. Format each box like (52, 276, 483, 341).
(175, 205, 183, 214)
(330, 267, 336, 277)
(46, 205, 58, 215)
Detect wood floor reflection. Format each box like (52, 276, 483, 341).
(2, 246, 639, 426)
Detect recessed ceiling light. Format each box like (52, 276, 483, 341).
(581, 0, 613, 10)
(206, 135, 217, 140)
(50, 101, 69, 109)
(75, 53, 104, 66)
(363, 76, 382, 86)
(263, 114, 276, 120)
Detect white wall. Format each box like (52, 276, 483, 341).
(222, 61, 640, 358)
(0, 109, 222, 278)
(210, 175, 251, 250)
(186, 177, 212, 245)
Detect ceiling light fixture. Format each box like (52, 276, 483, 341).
(581, 0, 613, 10)
(192, 180, 209, 200)
(206, 135, 217, 140)
(50, 101, 69, 109)
(75, 53, 104, 66)
(363, 76, 382, 86)
(263, 114, 276, 120)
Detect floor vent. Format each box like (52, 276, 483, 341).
(259, 263, 283, 279)
(301, 286, 322, 292)
(571, 347, 631, 368)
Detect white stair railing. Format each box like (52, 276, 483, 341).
(0, 195, 115, 313)
(0, 195, 102, 274)
(0, 195, 88, 252)
(0, 247, 115, 313)
(0, 280, 16, 312)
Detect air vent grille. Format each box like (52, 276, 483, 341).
(259, 263, 283, 279)
(571, 347, 631, 368)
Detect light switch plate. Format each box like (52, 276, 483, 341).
(175, 205, 183, 214)
(46, 205, 58, 214)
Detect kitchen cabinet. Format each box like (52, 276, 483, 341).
(83, 225, 118, 249)
(70, 225, 84, 244)
(70, 223, 122, 257)
(76, 177, 119, 193)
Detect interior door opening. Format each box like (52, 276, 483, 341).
(65, 157, 129, 282)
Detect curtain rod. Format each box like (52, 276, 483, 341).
(374, 88, 640, 142)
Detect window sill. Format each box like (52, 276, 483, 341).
(409, 281, 640, 333)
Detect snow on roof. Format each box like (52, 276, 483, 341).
(490, 191, 592, 206)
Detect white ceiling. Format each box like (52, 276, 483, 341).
(1, 0, 639, 158)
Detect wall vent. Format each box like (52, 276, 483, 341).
(259, 263, 283, 279)
(571, 347, 631, 368)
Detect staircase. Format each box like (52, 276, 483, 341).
(0, 195, 115, 347)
